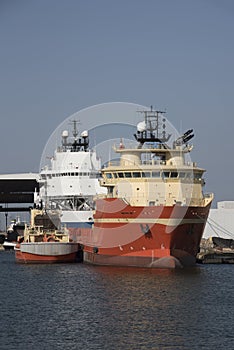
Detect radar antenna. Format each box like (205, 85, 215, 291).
(174, 129, 194, 147)
(69, 119, 80, 140)
(63, 119, 89, 152)
(134, 107, 171, 147)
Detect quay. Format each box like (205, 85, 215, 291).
(0, 173, 39, 231)
(197, 250, 234, 264)
(197, 237, 234, 264)
(0, 173, 39, 211)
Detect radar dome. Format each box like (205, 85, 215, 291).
(137, 121, 146, 132)
(81, 130, 88, 138)
(62, 130, 69, 137)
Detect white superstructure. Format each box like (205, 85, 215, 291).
(38, 121, 106, 241)
(203, 201, 234, 240)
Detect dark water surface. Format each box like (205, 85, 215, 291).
(0, 251, 233, 350)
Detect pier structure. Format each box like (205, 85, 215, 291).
(0, 173, 39, 230)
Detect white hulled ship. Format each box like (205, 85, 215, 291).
(38, 121, 106, 242)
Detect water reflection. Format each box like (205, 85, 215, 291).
(0, 253, 234, 350)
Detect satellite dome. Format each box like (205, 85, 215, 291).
(137, 121, 146, 132)
(81, 130, 88, 137)
(62, 130, 69, 137)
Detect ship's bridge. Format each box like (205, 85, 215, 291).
(114, 145, 194, 168)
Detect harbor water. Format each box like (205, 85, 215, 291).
(0, 251, 234, 350)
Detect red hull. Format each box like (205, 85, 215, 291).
(83, 198, 211, 268)
(15, 243, 79, 264)
(15, 250, 78, 263)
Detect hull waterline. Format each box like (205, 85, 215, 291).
(82, 199, 211, 268)
(15, 242, 80, 264)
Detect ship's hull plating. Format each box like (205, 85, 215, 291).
(65, 224, 92, 243)
(60, 210, 93, 243)
(15, 242, 79, 264)
(83, 198, 211, 268)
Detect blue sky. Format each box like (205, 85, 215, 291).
(0, 0, 234, 205)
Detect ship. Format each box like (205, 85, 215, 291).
(38, 120, 106, 242)
(15, 209, 80, 263)
(83, 108, 213, 268)
(3, 216, 27, 250)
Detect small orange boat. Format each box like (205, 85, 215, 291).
(15, 209, 79, 264)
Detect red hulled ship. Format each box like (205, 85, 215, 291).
(83, 108, 213, 268)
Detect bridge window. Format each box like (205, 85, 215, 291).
(133, 172, 141, 178)
(142, 172, 151, 178)
(106, 173, 112, 179)
(194, 173, 202, 179)
(179, 172, 185, 178)
(118, 172, 124, 178)
(163, 172, 170, 178)
(124, 172, 132, 178)
(171, 172, 178, 178)
(152, 171, 160, 178)
(186, 172, 193, 179)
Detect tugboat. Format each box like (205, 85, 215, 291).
(15, 209, 80, 263)
(83, 108, 213, 268)
(38, 120, 106, 242)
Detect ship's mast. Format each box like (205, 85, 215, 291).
(70, 119, 80, 141)
(60, 119, 89, 152)
(134, 106, 171, 148)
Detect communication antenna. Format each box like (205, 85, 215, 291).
(135, 106, 171, 146)
(69, 119, 80, 140)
